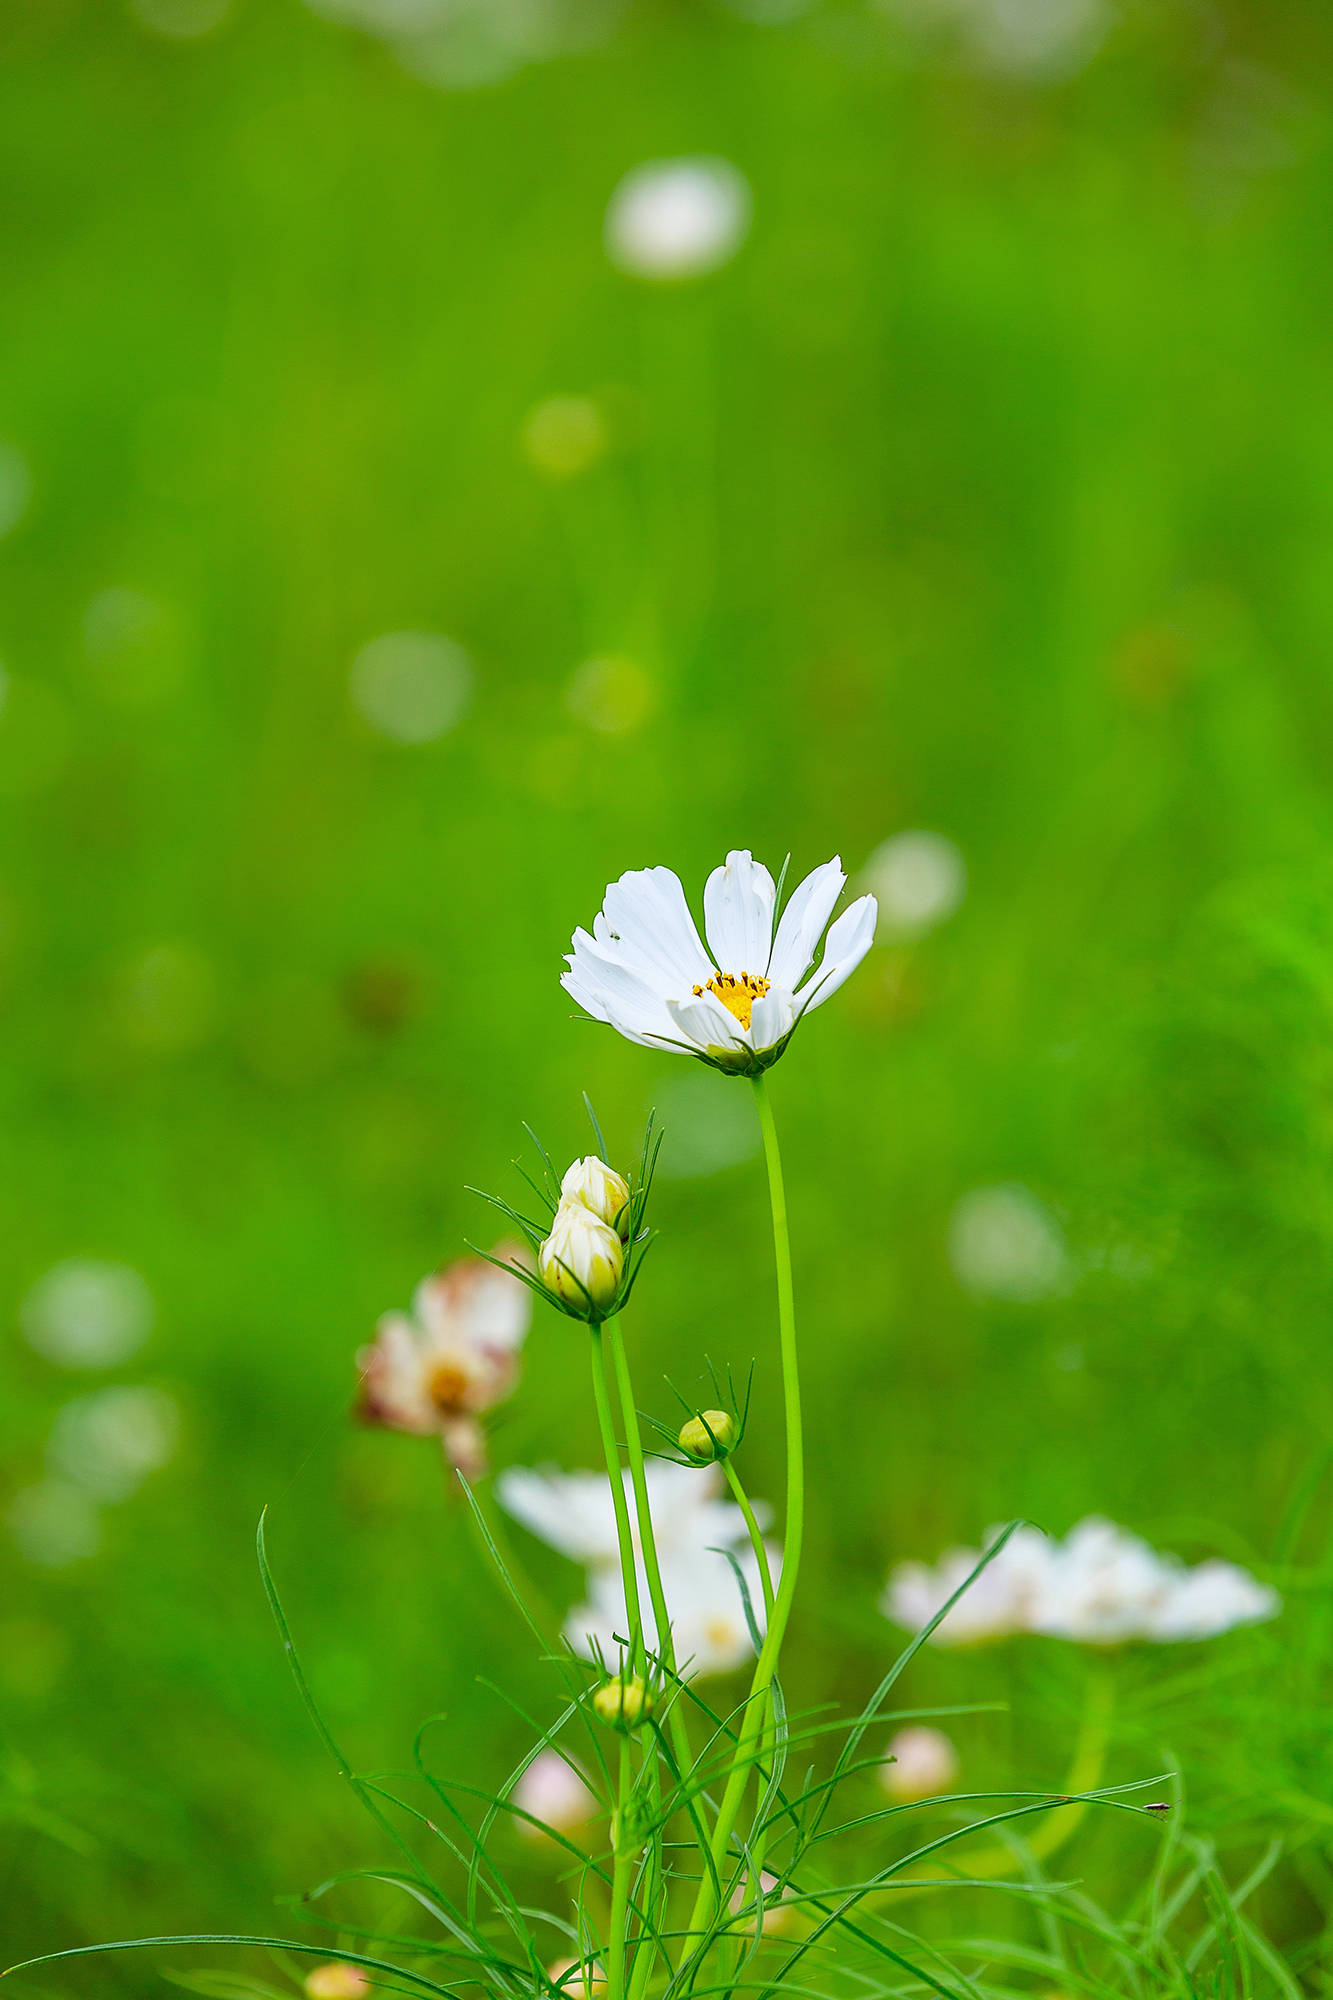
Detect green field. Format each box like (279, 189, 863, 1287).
(4, 0, 1333, 1992)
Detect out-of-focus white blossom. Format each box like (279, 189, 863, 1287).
(862, 831, 966, 941)
(349, 631, 471, 744)
(948, 1184, 1071, 1302)
(20, 1261, 155, 1369)
(883, 0, 1113, 81)
(605, 158, 751, 281)
(514, 1749, 599, 1839)
(728, 1867, 796, 1936)
(571, 1543, 775, 1678)
(880, 1725, 959, 1800)
(884, 1519, 1280, 1648)
(357, 1251, 530, 1476)
(47, 1387, 179, 1501)
(497, 1459, 759, 1567)
(304, 1967, 370, 2000)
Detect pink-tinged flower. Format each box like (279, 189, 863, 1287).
(356, 1249, 530, 1475)
(514, 1749, 599, 1840)
(728, 1869, 796, 1937)
(880, 1726, 960, 1802)
(305, 1966, 369, 1999)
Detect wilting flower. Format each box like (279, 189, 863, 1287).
(514, 1749, 599, 1840)
(884, 1519, 1280, 1648)
(563, 851, 877, 1074)
(604, 157, 751, 280)
(305, 1967, 369, 2000)
(880, 1726, 960, 1801)
(356, 1250, 530, 1477)
(538, 1200, 624, 1316)
(560, 1156, 632, 1238)
(497, 1459, 757, 1566)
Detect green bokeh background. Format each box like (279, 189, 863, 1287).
(4, 0, 1333, 1988)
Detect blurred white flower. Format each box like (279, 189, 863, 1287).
(304, 1968, 370, 2000)
(862, 831, 966, 941)
(565, 656, 657, 736)
(884, 0, 1112, 80)
(349, 631, 471, 744)
(728, 1867, 796, 1936)
(47, 1387, 179, 1502)
(498, 1459, 759, 1567)
(884, 1519, 1280, 1647)
(0, 442, 32, 537)
(570, 1543, 775, 1678)
(514, 1749, 599, 1838)
(357, 1250, 530, 1476)
(605, 158, 751, 281)
(9, 1481, 102, 1568)
(20, 1261, 155, 1369)
(880, 1725, 959, 1800)
(884, 1525, 1052, 1646)
(563, 850, 876, 1075)
(948, 1184, 1070, 1302)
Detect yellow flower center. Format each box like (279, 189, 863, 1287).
(428, 1361, 470, 1413)
(691, 970, 770, 1030)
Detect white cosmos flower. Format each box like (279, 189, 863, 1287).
(605, 157, 751, 281)
(569, 1542, 777, 1679)
(884, 1519, 1280, 1648)
(497, 1459, 760, 1567)
(563, 850, 877, 1074)
(357, 1249, 530, 1476)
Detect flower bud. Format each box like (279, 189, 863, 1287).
(305, 1967, 370, 2000)
(880, 1725, 959, 1802)
(560, 1156, 632, 1240)
(678, 1409, 737, 1462)
(539, 1200, 624, 1316)
(592, 1673, 654, 1731)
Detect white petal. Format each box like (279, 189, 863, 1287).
(562, 944, 677, 1042)
(496, 1467, 624, 1563)
(600, 866, 712, 989)
(793, 895, 877, 1015)
(766, 858, 845, 989)
(746, 986, 795, 1054)
(666, 991, 745, 1054)
(703, 851, 776, 976)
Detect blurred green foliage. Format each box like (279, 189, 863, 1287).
(4, 0, 1333, 1989)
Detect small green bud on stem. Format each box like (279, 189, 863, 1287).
(592, 1673, 654, 1731)
(678, 1409, 737, 1462)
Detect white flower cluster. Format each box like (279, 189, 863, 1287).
(498, 1459, 778, 1678)
(884, 1518, 1280, 1648)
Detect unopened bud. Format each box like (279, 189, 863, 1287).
(678, 1409, 737, 1462)
(560, 1156, 632, 1240)
(305, 1967, 370, 2000)
(539, 1200, 624, 1315)
(592, 1673, 654, 1731)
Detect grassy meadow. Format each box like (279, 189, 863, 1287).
(4, 0, 1333, 1990)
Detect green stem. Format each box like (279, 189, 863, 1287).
(589, 1324, 643, 1661)
(685, 1071, 803, 1940)
(723, 1459, 775, 1620)
(608, 1737, 633, 2000)
(608, 1315, 696, 1773)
